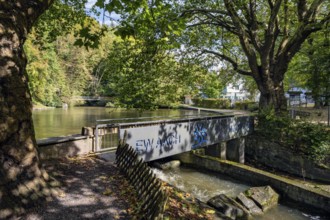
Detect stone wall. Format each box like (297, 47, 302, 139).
(245, 135, 330, 183)
(174, 152, 330, 214)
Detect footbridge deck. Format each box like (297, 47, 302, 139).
(94, 114, 254, 162)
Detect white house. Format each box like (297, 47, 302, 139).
(221, 82, 258, 101)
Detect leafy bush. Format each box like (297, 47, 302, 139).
(192, 98, 230, 109)
(105, 102, 115, 108)
(257, 109, 330, 165)
(234, 101, 258, 111)
(289, 122, 330, 163)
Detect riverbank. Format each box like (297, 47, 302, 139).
(32, 102, 56, 111)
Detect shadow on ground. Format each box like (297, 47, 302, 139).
(23, 156, 132, 220)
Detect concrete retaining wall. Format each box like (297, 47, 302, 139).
(245, 135, 330, 183)
(174, 152, 330, 214)
(37, 134, 94, 160)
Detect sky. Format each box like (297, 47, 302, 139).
(85, 0, 97, 9)
(86, 0, 120, 25)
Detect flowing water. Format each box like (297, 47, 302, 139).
(153, 167, 325, 220)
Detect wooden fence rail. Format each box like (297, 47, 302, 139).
(116, 135, 167, 220)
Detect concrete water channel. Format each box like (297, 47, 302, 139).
(33, 107, 329, 219)
(153, 165, 326, 219)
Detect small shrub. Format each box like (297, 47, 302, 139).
(192, 98, 230, 109)
(256, 109, 330, 165)
(234, 100, 258, 111)
(256, 108, 292, 141)
(105, 102, 115, 108)
(290, 122, 330, 163)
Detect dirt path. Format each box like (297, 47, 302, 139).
(22, 156, 132, 220)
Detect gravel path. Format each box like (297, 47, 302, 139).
(22, 155, 132, 220)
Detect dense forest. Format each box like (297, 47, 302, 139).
(25, 22, 112, 107)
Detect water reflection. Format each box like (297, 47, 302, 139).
(32, 107, 214, 139)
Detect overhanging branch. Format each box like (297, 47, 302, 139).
(277, 9, 329, 60)
(181, 8, 228, 16)
(182, 8, 238, 35)
(224, 0, 259, 74)
(202, 49, 252, 76)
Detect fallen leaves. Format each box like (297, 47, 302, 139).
(57, 191, 66, 198)
(44, 155, 217, 219)
(65, 153, 98, 170)
(102, 188, 112, 196)
(162, 182, 217, 220)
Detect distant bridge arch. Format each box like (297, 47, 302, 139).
(71, 96, 113, 102)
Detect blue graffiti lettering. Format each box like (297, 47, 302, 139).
(144, 139, 154, 150)
(135, 140, 145, 154)
(135, 139, 154, 154)
(192, 124, 207, 149)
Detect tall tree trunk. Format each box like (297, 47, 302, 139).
(256, 70, 288, 113)
(259, 84, 287, 113)
(0, 1, 54, 218)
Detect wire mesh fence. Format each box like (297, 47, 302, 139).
(289, 106, 330, 126)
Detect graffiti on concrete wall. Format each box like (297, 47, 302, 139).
(135, 133, 181, 155)
(119, 116, 253, 161)
(192, 124, 207, 149)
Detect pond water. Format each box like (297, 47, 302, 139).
(153, 167, 326, 220)
(32, 107, 215, 139)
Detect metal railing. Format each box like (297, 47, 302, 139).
(94, 115, 198, 152)
(289, 105, 330, 126)
(94, 124, 119, 152)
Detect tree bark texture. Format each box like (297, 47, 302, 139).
(0, 1, 54, 218)
(257, 77, 287, 113)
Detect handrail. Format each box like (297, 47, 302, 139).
(96, 114, 234, 126)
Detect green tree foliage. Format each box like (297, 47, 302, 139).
(287, 29, 330, 107)
(257, 109, 330, 164)
(25, 14, 115, 106)
(33, 0, 106, 49)
(31, 0, 85, 44)
(97, 39, 220, 109)
(25, 31, 67, 106)
(23, 0, 115, 107)
(199, 73, 223, 98)
(96, 0, 330, 113)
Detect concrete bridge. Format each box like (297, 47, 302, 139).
(95, 114, 254, 162)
